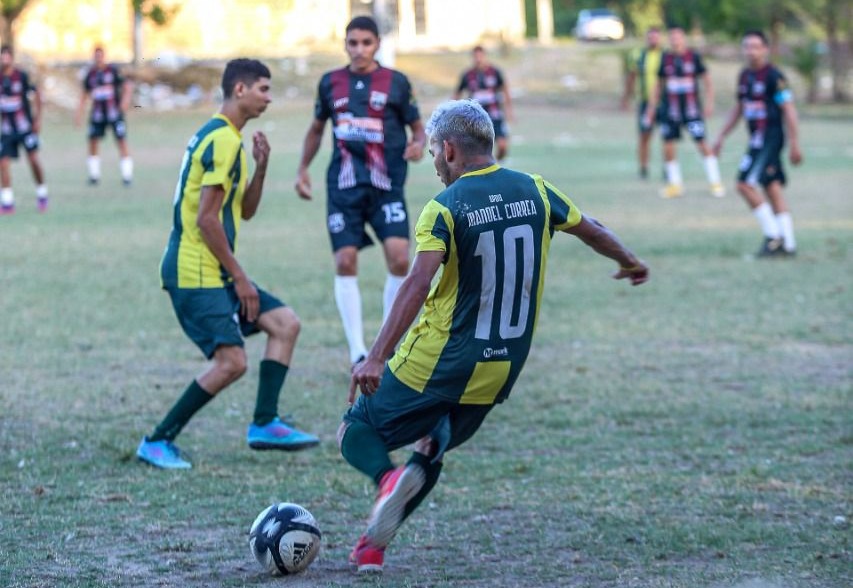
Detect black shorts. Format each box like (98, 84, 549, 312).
(659, 116, 706, 142)
(167, 283, 285, 359)
(738, 133, 786, 188)
(638, 101, 657, 134)
(0, 132, 38, 159)
(89, 118, 127, 140)
(491, 117, 508, 139)
(343, 368, 495, 461)
(326, 185, 409, 251)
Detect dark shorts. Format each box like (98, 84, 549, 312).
(0, 132, 39, 159)
(659, 116, 706, 142)
(738, 134, 786, 188)
(167, 283, 285, 359)
(326, 185, 409, 251)
(343, 368, 495, 461)
(491, 117, 508, 139)
(89, 118, 127, 140)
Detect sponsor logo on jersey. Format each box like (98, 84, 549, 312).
(483, 347, 509, 359)
(328, 212, 345, 233)
(369, 90, 388, 110)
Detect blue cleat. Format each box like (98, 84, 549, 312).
(136, 437, 192, 469)
(247, 417, 319, 451)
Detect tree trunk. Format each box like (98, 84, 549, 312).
(132, 9, 143, 65)
(826, 0, 850, 102)
(536, 0, 553, 45)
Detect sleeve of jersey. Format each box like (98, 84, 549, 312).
(199, 132, 237, 188)
(695, 53, 707, 75)
(415, 199, 452, 255)
(544, 180, 582, 231)
(313, 76, 331, 121)
(400, 75, 421, 124)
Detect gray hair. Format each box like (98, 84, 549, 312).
(426, 100, 494, 156)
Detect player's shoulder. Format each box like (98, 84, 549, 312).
(385, 67, 412, 85)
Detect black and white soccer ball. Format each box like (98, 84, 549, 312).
(249, 502, 321, 575)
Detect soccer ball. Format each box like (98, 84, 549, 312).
(248, 502, 321, 575)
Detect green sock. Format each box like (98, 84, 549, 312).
(149, 380, 213, 442)
(403, 451, 443, 521)
(340, 421, 395, 484)
(253, 359, 289, 426)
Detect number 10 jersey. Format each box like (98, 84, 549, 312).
(388, 165, 582, 405)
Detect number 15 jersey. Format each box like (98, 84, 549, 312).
(388, 165, 582, 405)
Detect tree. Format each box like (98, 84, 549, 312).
(0, 0, 32, 49)
(131, 0, 178, 65)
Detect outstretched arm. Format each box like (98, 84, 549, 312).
(622, 69, 637, 110)
(349, 250, 444, 402)
(294, 118, 326, 200)
(564, 215, 649, 285)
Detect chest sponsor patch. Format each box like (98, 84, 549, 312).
(333, 113, 384, 143)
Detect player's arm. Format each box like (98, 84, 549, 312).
(564, 215, 648, 285)
(242, 131, 271, 220)
(404, 118, 426, 161)
(712, 102, 743, 155)
(74, 88, 89, 127)
(349, 250, 444, 400)
(701, 71, 714, 118)
(622, 69, 637, 110)
(501, 79, 515, 123)
(781, 99, 802, 165)
(197, 185, 259, 321)
(120, 77, 133, 114)
(643, 80, 660, 126)
(30, 80, 42, 134)
(294, 118, 326, 200)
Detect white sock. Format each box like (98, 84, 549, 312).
(383, 274, 406, 322)
(120, 157, 133, 181)
(36, 184, 48, 199)
(703, 155, 722, 184)
(753, 203, 781, 239)
(334, 276, 368, 364)
(0, 187, 14, 206)
(776, 212, 796, 251)
(87, 156, 101, 180)
(665, 160, 683, 186)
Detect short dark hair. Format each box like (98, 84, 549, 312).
(0, 45, 12, 55)
(743, 30, 768, 46)
(346, 15, 379, 38)
(472, 45, 485, 53)
(222, 58, 271, 99)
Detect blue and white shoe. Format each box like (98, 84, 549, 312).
(136, 437, 192, 469)
(247, 417, 319, 451)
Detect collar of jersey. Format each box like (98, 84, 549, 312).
(461, 164, 500, 178)
(214, 113, 241, 137)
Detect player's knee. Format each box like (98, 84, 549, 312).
(218, 348, 248, 380)
(736, 182, 751, 197)
(387, 255, 409, 276)
(334, 250, 358, 275)
(274, 307, 301, 341)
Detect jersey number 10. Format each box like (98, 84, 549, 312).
(474, 225, 534, 341)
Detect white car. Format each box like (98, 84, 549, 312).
(575, 8, 625, 42)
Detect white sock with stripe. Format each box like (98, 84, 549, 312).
(120, 157, 133, 182)
(753, 203, 781, 239)
(334, 275, 368, 364)
(703, 155, 722, 184)
(1, 187, 14, 206)
(383, 274, 405, 323)
(665, 160, 683, 186)
(87, 156, 101, 181)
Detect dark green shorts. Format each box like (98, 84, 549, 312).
(343, 368, 494, 460)
(167, 283, 284, 359)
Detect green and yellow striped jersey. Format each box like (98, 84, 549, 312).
(160, 114, 246, 289)
(389, 165, 582, 405)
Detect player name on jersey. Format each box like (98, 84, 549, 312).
(466, 197, 538, 228)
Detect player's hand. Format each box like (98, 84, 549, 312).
(294, 168, 312, 200)
(612, 261, 649, 286)
(348, 356, 384, 404)
(252, 131, 270, 167)
(403, 139, 424, 162)
(234, 275, 260, 323)
(789, 143, 803, 166)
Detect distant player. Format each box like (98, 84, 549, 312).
(453, 45, 514, 161)
(622, 28, 663, 179)
(137, 59, 318, 470)
(295, 16, 425, 367)
(0, 45, 47, 215)
(74, 46, 133, 186)
(645, 26, 724, 198)
(342, 100, 648, 572)
(713, 30, 802, 257)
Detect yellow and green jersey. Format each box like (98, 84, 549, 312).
(629, 47, 662, 103)
(388, 165, 582, 405)
(160, 114, 247, 289)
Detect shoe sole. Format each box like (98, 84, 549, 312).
(248, 439, 319, 451)
(367, 466, 426, 546)
(136, 454, 191, 469)
(357, 563, 383, 573)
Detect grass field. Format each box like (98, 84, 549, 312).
(0, 45, 851, 587)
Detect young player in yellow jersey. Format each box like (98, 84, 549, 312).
(622, 28, 663, 179)
(138, 59, 318, 469)
(341, 100, 649, 572)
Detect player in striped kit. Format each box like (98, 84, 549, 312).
(295, 16, 426, 367)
